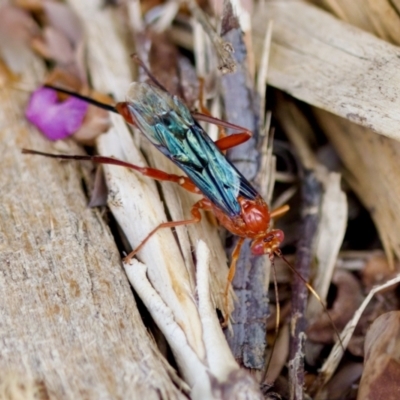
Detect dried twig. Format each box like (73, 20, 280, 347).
(288, 170, 322, 400)
(219, 0, 275, 373)
(186, 0, 235, 73)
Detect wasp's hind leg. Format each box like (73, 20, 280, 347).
(123, 198, 212, 263)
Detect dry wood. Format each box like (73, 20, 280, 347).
(0, 53, 184, 399)
(309, 0, 400, 45)
(252, 1, 400, 141)
(0, 0, 260, 398)
(301, 0, 400, 267)
(252, 2, 400, 397)
(314, 109, 400, 266)
(273, 96, 347, 319)
(63, 0, 263, 398)
(252, 1, 400, 395)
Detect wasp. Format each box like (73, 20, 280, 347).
(23, 56, 289, 322)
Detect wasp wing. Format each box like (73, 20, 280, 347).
(126, 83, 258, 217)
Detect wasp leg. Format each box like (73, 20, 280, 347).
(213, 133, 252, 151)
(196, 77, 228, 144)
(222, 236, 246, 327)
(124, 198, 212, 263)
(131, 54, 169, 93)
(194, 77, 252, 150)
(197, 77, 210, 116)
(270, 204, 290, 220)
(192, 111, 252, 151)
(21, 150, 200, 194)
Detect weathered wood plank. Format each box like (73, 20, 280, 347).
(0, 53, 184, 399)
(253, 1, 400, 141)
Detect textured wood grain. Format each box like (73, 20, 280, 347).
(253, 0, 400, 266)
(309, 0, 400, 44)
(0, 53, 184, 399)
(54, 1, 263, 398)
(253, 1, 400, 141)
(220, 4, 272, 371)
(314, 109, 400, 266)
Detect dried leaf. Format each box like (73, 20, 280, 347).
(324, 362, 363, 400)
(362, 253, 400, 289)
(148, 35, 181, 95)
(358, 311, 400, 400)
(43, 0, 83, 46)
(307, 270, 363, 344)
(42, 0, 86, 80)
(72, 103, 111, 145)
(88, 166, 108, 208)
(0, 4, 40, 72)
(43, 26, 75, 65)
(14, 0, 44, 12)
(45, 67, 82, 91)
(316, 274, 400, 395)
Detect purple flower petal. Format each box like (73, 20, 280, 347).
(25, 87, 89, 141)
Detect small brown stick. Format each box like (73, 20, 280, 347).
(288, 170, 322, 400)
(186, 0, 235, 73)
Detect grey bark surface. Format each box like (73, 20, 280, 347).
(221, 2, 270, 371)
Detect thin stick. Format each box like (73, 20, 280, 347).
(130, 54, 169, 93)
(186, 0, 235, 73)
(288, 170, 321, 400)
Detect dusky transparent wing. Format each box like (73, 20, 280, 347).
(126, 82, 258, 217)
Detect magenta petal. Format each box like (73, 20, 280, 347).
(25, 87, 89, 141)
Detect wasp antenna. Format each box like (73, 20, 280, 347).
(276, 250, 345, 351)
(22, 149, 100, 162)
(130, 54, 169, 93)
(43, 85, 118, 113)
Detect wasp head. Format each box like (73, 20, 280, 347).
(250, 229, 284, 258)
